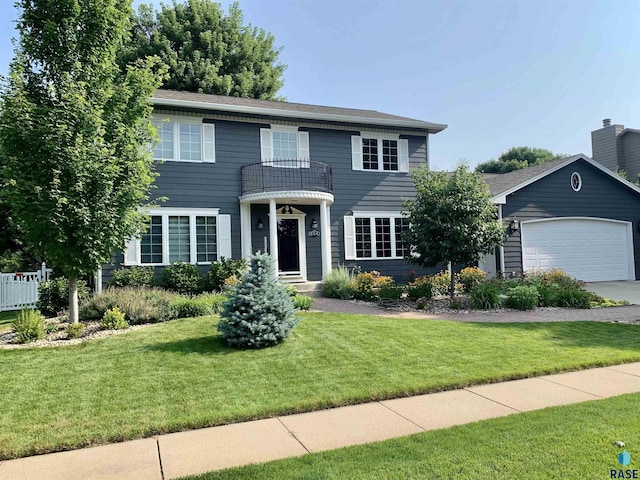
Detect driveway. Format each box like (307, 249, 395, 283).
(585, 281, 640, 305)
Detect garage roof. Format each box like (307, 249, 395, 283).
(484, 153, 640, 204)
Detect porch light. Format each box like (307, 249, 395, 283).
(311, 219, 318, 229)
(509, 217, 520, 234)
(257, 218, 264, 230)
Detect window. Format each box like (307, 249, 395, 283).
(344, 214, 410, 260)
(260, 126, 310, 168)
(351, 134, 409, 172)
(130, 208, 230, 266)
(152, 117, 215, 163)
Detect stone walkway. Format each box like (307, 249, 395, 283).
(2, 362, 640, 480)
(311, 297, 640, 323)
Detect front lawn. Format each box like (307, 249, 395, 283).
(0, 310, 17, 330)
(1, 313, 640, 459)
(184, 392, 640, 479)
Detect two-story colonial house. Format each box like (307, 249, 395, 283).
(109, 90, 447, 283)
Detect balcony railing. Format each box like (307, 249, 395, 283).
(241, 159, 333, 195)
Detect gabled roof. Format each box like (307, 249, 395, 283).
(620, 127, 640, 137)
(483, 153, 640, 204)
(152, 89, 447, 133)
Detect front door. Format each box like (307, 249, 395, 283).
(278, 218, 300, 273)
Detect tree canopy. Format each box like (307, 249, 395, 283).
(403, 166, 505, 297)
(475, 146, 564, 174)
(117, 0, 286, 99)
(0, 0, 163, 321)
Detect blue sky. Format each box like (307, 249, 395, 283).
(0, 0, 638, 171)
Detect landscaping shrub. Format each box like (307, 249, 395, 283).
(351, 271, 394, 301)
(407, 277, 433, 300)
(322, 266, 354, 300)
(292, 294, 313, 310)
(160, 262, 204, 295)
(66, 322, 85, 338)
(459, 267, 487, 292)
(506, 285, 539, 310)
(470, 282, 502, 310)
(218, 253, 299, 348)
(423, 271, 462, 296)
(80, 287, 177, 324)
(37, 277, 88, 317)
(554, 287, 593, 309)
(108, 266, 155, 288)
(11, 308, 45, 343)
(205, 257, 247, 292)
(171, 293, 227, 318)
(100, 307, 129, 330)
(378, 285, 404, 300)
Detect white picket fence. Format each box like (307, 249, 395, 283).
(0, 263, 52, 312)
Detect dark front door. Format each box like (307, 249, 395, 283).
(278, 218, 300, 272)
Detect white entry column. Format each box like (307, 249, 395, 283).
(240, 202, 252, 260)
(269, 199, 278, 277)
(320, 200, 332, 278)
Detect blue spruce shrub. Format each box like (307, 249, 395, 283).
(217, 253, 299, 348)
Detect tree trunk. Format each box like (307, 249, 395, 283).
(450, 266, 456, 300)
(69, 276, 79, 324)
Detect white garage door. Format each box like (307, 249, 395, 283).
(521, 218, 634, 282)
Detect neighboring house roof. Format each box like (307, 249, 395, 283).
(619, 128, 640, 137)
(483, 153, 640, 204)
(152, 89, 447, 133)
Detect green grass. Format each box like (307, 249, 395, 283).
(183, 393, 640, 480)
(0, 310, 18, 330)
(1, 313, 640, 460)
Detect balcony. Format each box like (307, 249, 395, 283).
(241, 160, 333, 195)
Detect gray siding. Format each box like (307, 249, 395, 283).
(502, 159, 640, 278)
(104, 117, 436, 283)
(591, 124, 624, 171)
(620, 132, 640, 181)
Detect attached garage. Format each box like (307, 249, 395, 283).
(521, 218, 634, 281)
(484, 154, 640, 282)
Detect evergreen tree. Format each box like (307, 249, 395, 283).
(218, 253, 298, 348)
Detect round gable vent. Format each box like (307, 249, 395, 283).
(571, 172, 582, 192)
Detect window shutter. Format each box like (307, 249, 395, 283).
(351, 135, 363, 171)
(298, 131, 310, 168)
(217, 214, 232, 259)
(398, 139, 409, 173)
(202, 123, 215, 163)
(123, 238, 139, 266)
(260, 128, 272, 166)
(343, 216, 356, 260)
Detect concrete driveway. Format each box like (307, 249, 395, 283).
(585, 281, 640, 305)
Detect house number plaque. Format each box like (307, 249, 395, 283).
(308, 230, 320, 237)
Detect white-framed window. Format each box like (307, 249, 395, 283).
(351, 133, 409, 172)
(124, 208, 231, 266)
(344, 213, 410, 260)
(152, 116, 215, 163)
(260, 125, 310, 168)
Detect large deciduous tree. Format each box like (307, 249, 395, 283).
(475, 146, 564, 174)
(118, 0, 286, 99)
(0, 0, 163, 322)
(403, 166, 505, 298)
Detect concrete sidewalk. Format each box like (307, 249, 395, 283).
(2, 362, 640, 480)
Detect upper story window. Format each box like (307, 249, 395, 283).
(124, 208, 231, 267)
(260, 125, 310, 168)
(351, 133, 409, 173)
(152, 116, 215, 163)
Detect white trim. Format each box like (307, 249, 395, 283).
(498, 204, 505, 276)
(570, 171, 582, 192)
(270, 124, 299, 133)
(152, 96, 448, 133)
(491, 154, 640, 203)
(355, 133, 405, 172)
(520, 217, 635, 281)
(239, 190, 334, 205)
(143, 207, 220, 216)
(347, 212, 408, 261)
(276, 212, 307, 281)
